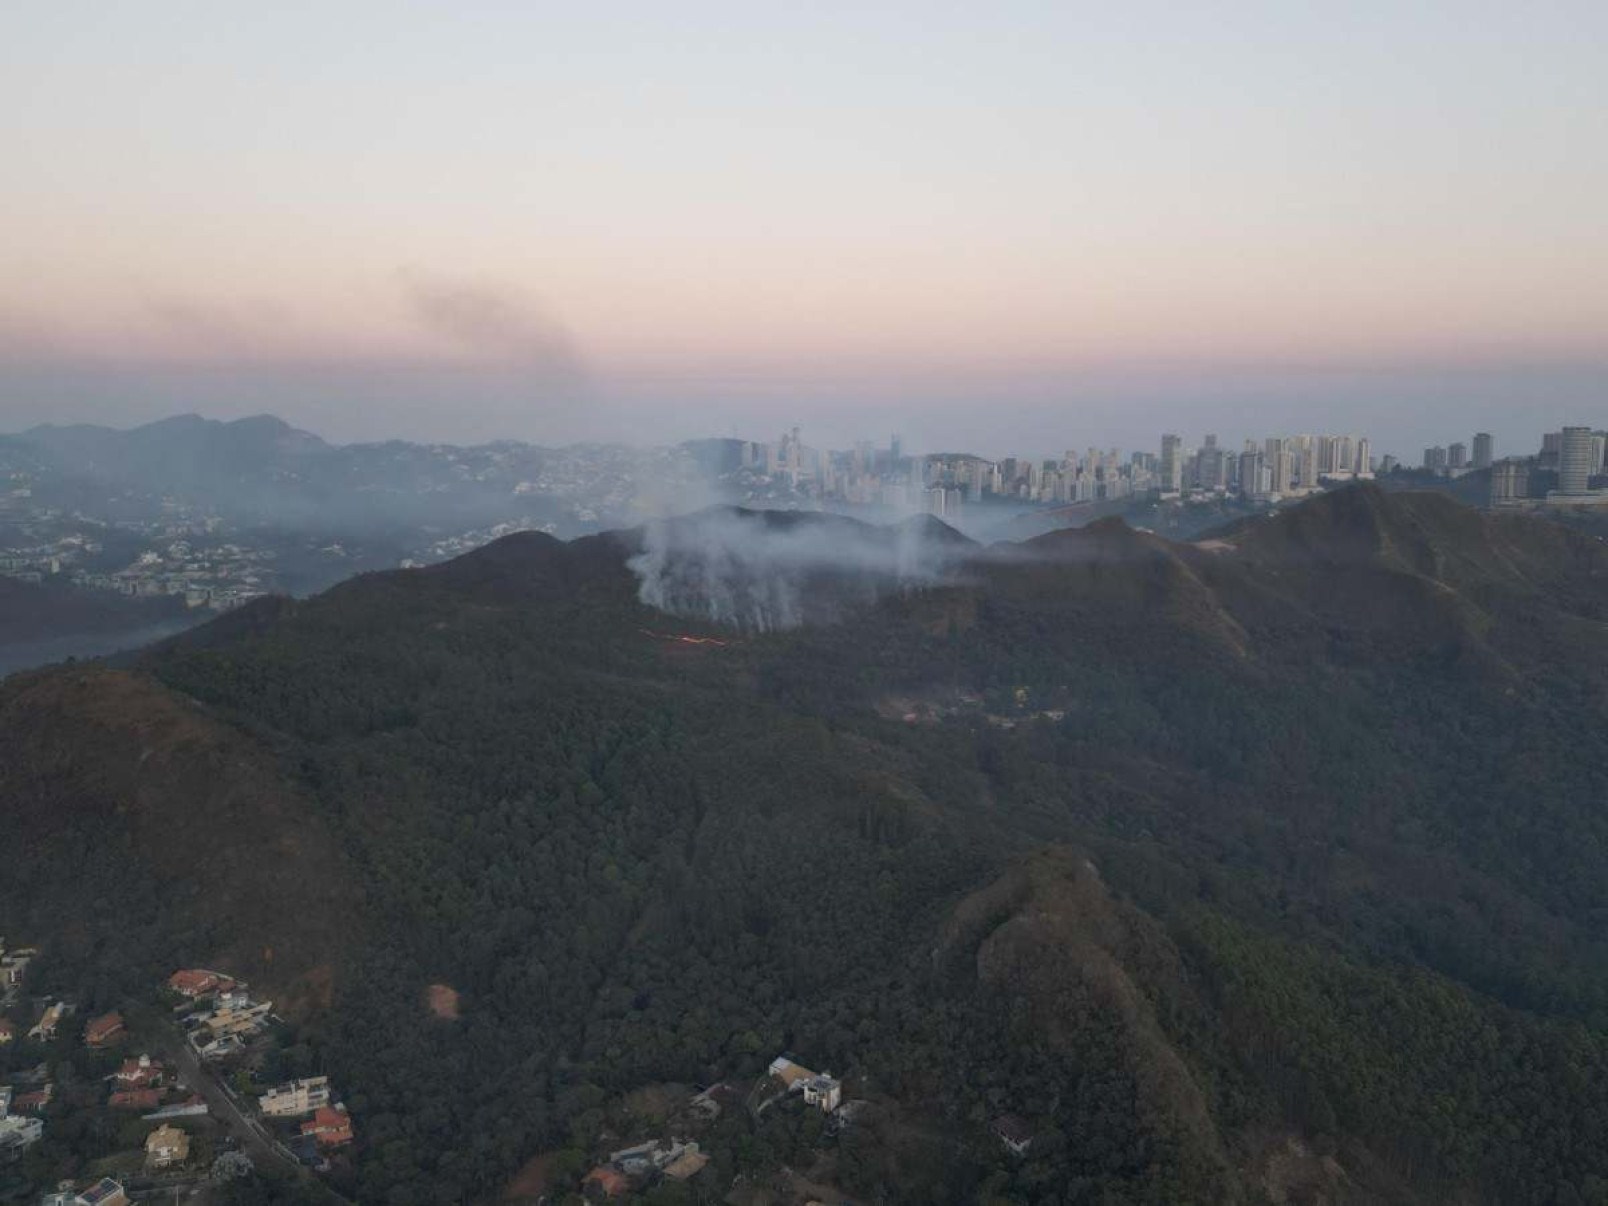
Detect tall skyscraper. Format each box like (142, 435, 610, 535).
(1472, 432, 1494, 469)
(1263, 437, 1291, 493)
(1316, 435, 1338, 475)
(1448, 443, 1468, 470)
(1159, 434, 1182, 492)
(1237, 446, 1259, 497)
(1335, 435, 1356, 474)
(1559, 426, 1595, 495)
(1196, 435, 1225, 490)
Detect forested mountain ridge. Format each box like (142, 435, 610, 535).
(7, 485, 1608, 1204)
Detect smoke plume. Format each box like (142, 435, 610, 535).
(627, 507, 973, 632)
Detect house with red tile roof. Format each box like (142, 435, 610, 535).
(167, 969, 235, 998)
(111, 1055, 165, 1089)
(83, 1011, 125, 1048)
(108, 1088, 162, 1111)
(12, 1084, 53, 1113)
(300, 1105, 353, 1149)
(582, 1166, 631, 1198)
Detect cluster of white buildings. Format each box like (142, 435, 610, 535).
(730, 429, 1379, 519)
(74, 541, 274, 610)
(0, 528, 275, 611)
(0, 1086, 44, 1157)
(169, 969, 274, 1058)
(1420, 426, 1608, 507)
(1156, 432, 1373, 500)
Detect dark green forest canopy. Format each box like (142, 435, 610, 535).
(7, 485, 1608, 1204)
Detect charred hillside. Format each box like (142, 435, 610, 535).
(5, 486, 1608, 1203)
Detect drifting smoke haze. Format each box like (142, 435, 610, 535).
(628, 508, 975, 632)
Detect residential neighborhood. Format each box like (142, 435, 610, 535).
(3, 935, 1041, 1204)
(0, 950, 357, 1203)
(0, 522, 280, 613)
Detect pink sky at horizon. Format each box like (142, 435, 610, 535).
(2, 2, 1605, 451)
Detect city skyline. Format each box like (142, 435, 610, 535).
(2, 405, 1585, 480)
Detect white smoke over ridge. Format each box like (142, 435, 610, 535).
(627, 508, 971, 632)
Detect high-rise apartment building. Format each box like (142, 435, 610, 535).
(1237, 445, 1260, 497)
(1196, 434, 1226, 490)
(1558, 426, 1595, 495)
(1159, 434, 1182, 492)
(1260, 437, 1289, 494)
(1298, 441, 1317, 488)
(1472, 432, 1493, 469)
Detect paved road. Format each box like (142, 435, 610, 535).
(151, 1025, 302, 1179)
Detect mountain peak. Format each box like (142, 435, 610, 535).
(896, 512, 978, 547)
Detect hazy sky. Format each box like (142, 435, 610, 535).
(3, 2, 1605, 458)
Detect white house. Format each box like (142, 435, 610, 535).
(801, 1074, 842, 1114)
(0, 1114, 43, 1152)
(259, 1076, 331, 1118)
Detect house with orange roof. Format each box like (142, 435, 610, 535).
(109, 1088, 162, 1111)
(582, 1166, 630, 1198)
(12, 1084, 53, 1113)
(167, 969, 235, 998)
(300, 1105, 353, 1149)
(111, 1055, 165, 1089)
(84, 1011, 125, 1048)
